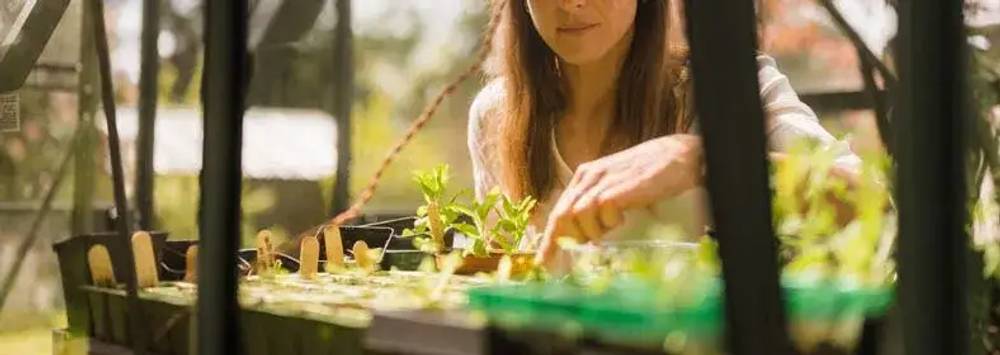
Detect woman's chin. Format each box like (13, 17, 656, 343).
(556, 49, 612, 66)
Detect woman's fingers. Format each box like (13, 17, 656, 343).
(570, 202, 603, 240)
(547, 164, 603, 237)
(593, 178, 650, 211)
(597, 198, 624, 231)
(536, 135, 707, 269)
(536, 212, 585, 266)
(538, 166, 603, 265)
(571, 173, 630, 238)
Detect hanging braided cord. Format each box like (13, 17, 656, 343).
(319, 1, 506, 231)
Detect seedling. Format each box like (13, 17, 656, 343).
(773, 139, 895, 285)
(451, 187, 501, 257)
(255, 229, 285, 277)
(493, 194, 538, 254)
(402, 164, 538, 258)
(452, 188, 537, 257)
(353, 241, 377, 272)
(402, 165, 463, 253)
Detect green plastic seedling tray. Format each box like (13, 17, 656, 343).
(468, 275, 892, 345)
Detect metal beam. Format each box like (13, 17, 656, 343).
(136, 0, 161, 230)
(330, 0, 353, 216)
(198, 0, 247, 353)
(683, 0, 791, 353)
(799, 90, 885, 113)
(894, 0, 970, 351)
(89, 0, 147, 353)
(0, 0, 71, 92)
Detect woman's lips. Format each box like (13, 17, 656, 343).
(557, 23, 599, 35)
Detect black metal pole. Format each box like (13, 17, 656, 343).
(137, 0, 161, 230)
(683, 0, 791, 353)
(198, 0, 247, 353)
(894, 0, 970, 351)
(330, 0, 353, 215)
(89, 0, 148, 353)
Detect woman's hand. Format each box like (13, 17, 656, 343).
(769, 151, 860, 225)
(536, 134, 704, 267)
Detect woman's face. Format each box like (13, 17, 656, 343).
(526, 0, 637, 65)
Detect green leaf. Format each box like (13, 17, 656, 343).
(501, 195, 515, 215)
(520, 197, 537, 213)
(470, 239, 488, 257)
(452, 205, 476, 219)
(481, 188, 502, 212)
(440, 206, 461, 224)
(453, 223, 479, 238)
(476, 203, 495, 220)
(495, 219, 517, 232)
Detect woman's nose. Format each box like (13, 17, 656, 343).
(558, 0, 586, 11)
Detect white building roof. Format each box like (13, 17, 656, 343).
(102, 107, 338, 180)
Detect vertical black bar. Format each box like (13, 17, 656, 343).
(89, 0, 147, 353)
(683, 0, 791, 353)
(198, 0, 247, 353)
(330, 0, 353, 215)
(137, 0, 161, 230)
(894, 0, 969, 351)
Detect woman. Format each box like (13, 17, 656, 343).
(468, 0, 860, 268)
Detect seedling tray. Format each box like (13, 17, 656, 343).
(469, 275, 893, 352)
(82, 285, 367, 355)
(79, 270, 486, 355)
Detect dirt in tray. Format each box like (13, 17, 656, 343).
(141, 270, 489, 323)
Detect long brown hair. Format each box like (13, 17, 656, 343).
(491, 0, 692, 201)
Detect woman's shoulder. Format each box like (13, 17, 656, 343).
(468, 78, 506, 138)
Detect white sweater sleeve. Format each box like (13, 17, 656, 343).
(467, 81, 504, 200)
(757, 55, 862, 171)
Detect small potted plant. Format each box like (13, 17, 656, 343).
(402, 164, 538, 275)
(401, 164, 463, 253)
(448, 187, 537, 275)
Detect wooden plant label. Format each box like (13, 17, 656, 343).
(87, 244, 116, 287)
(323, 225, 344, 270)
(256, 230, 275, 273)
(184, 245, 198, 283)
(497, 255, 513, 282)
(299, 236, 319, 279)
(132, 231, 159, 288)
(353, 241, 373, 271)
